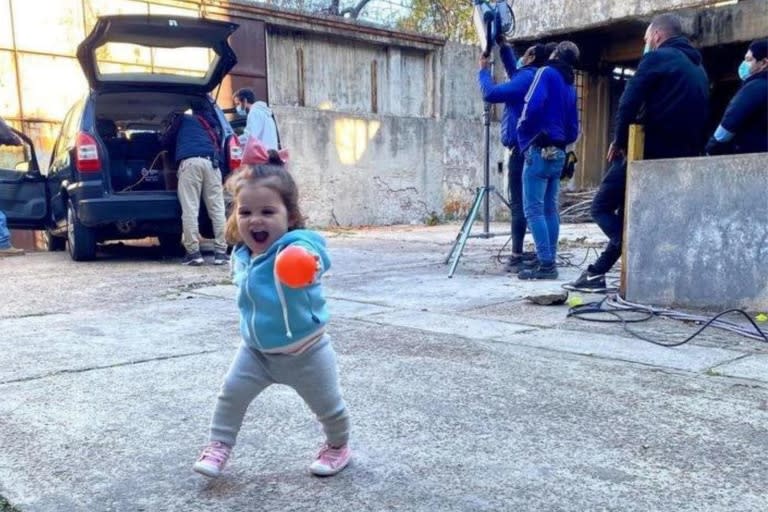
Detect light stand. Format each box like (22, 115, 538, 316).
(444, 57, 512, 278)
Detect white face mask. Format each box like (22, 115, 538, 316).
(235, 105, 246, 116)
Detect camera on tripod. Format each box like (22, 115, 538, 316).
(472, 0, 516, 57)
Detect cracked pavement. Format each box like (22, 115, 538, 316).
(0, 223, 766, 511)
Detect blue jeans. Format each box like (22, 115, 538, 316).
(0, 210, 11, 249)
(522, 146, 565, 265)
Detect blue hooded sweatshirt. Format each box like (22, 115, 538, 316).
(231, 229, 331, 354)
(478, 46, 539, 150)
(516, 62, 579, 153)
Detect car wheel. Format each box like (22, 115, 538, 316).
(67, 201, 97, 261)
(43, 229, 67, 252)
(158, 233, 184, 257)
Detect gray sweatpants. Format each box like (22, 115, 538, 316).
(209, 335, 350, 448)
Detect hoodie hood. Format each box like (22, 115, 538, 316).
(252, 100, 273, 115)
(547, 58, 575, 85)
(660, 35, 702, 66)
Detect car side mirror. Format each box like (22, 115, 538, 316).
(14, 161, 30, 172)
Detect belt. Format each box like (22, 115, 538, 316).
(180, 155, 218, 167)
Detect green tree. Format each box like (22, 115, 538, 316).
(396, 0, 475, 42)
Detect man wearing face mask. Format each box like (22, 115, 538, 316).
(233, 88, 279, 150)
(565, 13, 709, 293)
(478, 42, 557, 272)
(706, 39, 768, 156)
(515, 41, 581, 280)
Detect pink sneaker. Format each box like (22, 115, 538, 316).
(309, 443, 352, 476)
(193, 441, 231, 478)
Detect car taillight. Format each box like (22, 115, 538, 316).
(75, 132, 101, 172)
(228, 135, 242, 170)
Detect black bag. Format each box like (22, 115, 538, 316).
(561, 151, 577, 181)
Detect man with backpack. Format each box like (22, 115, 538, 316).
(161, 105, 228, 266)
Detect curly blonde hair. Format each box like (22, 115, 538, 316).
(224, 154, 305, 245)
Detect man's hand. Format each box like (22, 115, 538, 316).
(606, 142, 625, 162)
(479, 54, 491, 70)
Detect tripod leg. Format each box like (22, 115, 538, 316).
(446, 187, 487, 278)
(445, 187, 486, 265)
(493, 188, 512, 211)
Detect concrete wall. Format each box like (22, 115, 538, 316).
(691, 0, 768, 46)
(268, 28, 435, 117)
(625, 153, 768, 311)
(514, 0, 714, 38)
(273, 106, 505, 227)
(267, 33, 508, 227)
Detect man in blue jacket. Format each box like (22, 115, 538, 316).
(478, 42, 556, 272)
(515, 41, 581, 280)
(706, 39, 768, 155)
(161, 104, 228, 266)
(566, 13, 709, 292)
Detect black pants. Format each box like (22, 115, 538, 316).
(589, 159, 627, 275)
(507, 148, 527, 254)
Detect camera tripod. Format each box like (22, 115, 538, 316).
(444, 60, 511, 278)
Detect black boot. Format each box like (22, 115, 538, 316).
(518, 263, 558, 280)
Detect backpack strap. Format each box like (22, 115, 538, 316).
(271, 112, 282, 150)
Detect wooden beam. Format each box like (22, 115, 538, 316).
(621, 124, 644, 297)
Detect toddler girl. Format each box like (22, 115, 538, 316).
(193, 145, 351, 478)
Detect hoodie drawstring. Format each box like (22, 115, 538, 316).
(273, 246, 293, 339)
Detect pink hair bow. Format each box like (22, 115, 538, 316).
(241, 136, 290, 165)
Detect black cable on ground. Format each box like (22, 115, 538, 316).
(567, 296, 768, 347)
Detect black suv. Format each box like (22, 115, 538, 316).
(0, 15, 242, 261)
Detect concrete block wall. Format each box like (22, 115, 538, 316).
(267, 33, 508, 227)
(514, 0, 714, 38)
(273, 106, 506, 227)
(625, 153, 768, 311)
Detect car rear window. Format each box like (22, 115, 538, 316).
(94, 43, 214, 83)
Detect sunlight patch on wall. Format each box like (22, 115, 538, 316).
(333, 118, 380, 165)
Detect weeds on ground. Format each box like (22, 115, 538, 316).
(1, 495, 20, 512)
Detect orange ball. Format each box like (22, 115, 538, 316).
(275, 246, 318, 288)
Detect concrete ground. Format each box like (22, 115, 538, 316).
(1, 223, 766, 512)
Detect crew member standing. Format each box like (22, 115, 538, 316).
(566, 13, 709, 292)
(515, 41, 581, 280)
(706, 39, 768, 156)
(479, 42, 557, 273)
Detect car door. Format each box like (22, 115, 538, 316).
(0, 127, 49, 230)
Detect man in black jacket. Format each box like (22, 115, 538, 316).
(706, 39, 768, 155)
(566, 13, 709, 292)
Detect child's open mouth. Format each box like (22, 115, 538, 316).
(251, 231, 269, 243)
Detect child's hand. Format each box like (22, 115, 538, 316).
(275, 245, 321, 288)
